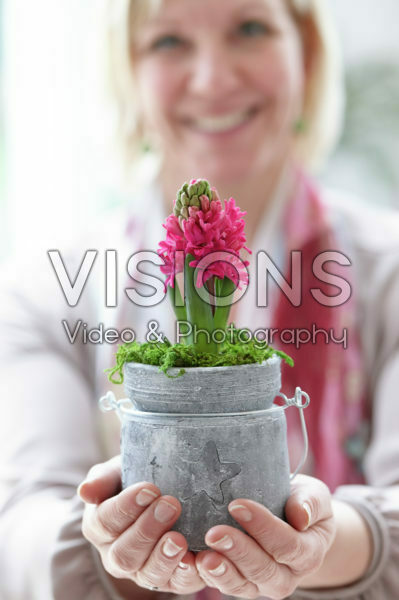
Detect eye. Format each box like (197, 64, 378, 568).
(238, 20, 270, 37)
(152, 34, 183, 50)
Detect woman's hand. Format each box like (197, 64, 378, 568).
(195, 474, 336, 600)
(78, 455, 205, 596)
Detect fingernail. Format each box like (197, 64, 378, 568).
(77, 482, 86, 497)
(154, 499, 177, 523)
(77, 481, 92, 497)
(302, 502, 311, 529)
(162, 538, 183, 557)
(229, 504, 252, 522)
(209, 562, 226, 576)
(210, 534, 233, 550)
(178, 561, 189, 569)
(136, 488, 159, 507)
(76, 482, 99, 504)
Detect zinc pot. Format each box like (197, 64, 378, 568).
(99, 356, 309, 551)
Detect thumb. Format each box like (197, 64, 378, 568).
(77, 455, 122, 504)
(285, 496, 312, 532)
(285, 474, 332, 532)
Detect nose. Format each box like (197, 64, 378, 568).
(188, 41, 242, 100)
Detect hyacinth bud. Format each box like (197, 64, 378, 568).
(174, 179, 213, 221)
(210, 187, 220, 203)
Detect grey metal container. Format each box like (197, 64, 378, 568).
(99, 356, 309, 551)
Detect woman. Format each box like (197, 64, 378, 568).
(0, 0, 398, 599)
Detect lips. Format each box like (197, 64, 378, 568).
(185, 106, 259, 134)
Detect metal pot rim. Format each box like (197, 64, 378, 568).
(123, 354, 281, 376)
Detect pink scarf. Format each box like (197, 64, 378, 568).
(194, 171, 369, 600)
(274, 169, 368, 492)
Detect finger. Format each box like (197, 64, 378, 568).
(83, 481, 161, 545)
(107, 495, 182, 574)
(285, 474, 333, 531)
(196, 550, 261, 600)
(77, 455, 122, 504)
(227, 498, 329, 575)
(170, 552, 205, 594)
(203, 525, 294, 595)
(136, 534, 200, 592)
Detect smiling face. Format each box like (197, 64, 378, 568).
(131, 0, 305, 185)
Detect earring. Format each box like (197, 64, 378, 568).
(293, 117, 307, 134)
(140, 139, 152, 153)
(134, 112, 152, 153)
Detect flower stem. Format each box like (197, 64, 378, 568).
(184, 254, 218, 354)
(213, 277, 236, 332)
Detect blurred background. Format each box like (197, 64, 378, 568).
(0, 0, 398, 263)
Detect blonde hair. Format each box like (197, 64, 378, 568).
(102, 0, 344, 177)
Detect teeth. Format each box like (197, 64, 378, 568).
(191, 109, 253, 133)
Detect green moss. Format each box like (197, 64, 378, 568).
(105, 326, 293, 383)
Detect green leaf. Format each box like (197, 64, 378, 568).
(167, 280, 187, 322)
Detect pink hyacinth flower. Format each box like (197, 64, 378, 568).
(157, 187, 251, 291)
(158, 214, 186, 289)
(184, 197, 250, 288)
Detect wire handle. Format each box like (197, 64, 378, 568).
(275, 387, 310, 481)
(98, 390, 118, 412)
(98, 391, 132, 416)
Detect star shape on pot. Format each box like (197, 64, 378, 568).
(175, 440, 241, 505)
